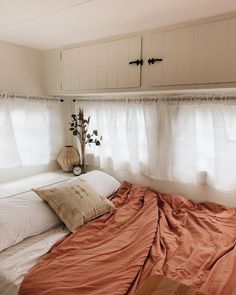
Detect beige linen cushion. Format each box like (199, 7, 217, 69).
(33, 178, 115, 233)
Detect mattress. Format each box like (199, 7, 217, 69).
(0, 226, 68, 295)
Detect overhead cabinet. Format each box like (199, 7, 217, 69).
(43, 17, 236, 94)
(147, 18, 236, 86)
(61, 36, 142, 91)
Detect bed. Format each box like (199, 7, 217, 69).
(0, 171, 236, 295)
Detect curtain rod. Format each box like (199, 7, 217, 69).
(0, 92, 64, 102)
(72, 93, 236, 102)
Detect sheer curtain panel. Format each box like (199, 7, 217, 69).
(0, 96, 64, 169)
(77, 97, 236, 191)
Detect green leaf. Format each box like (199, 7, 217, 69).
(69, 128, 74, 131)
(93, 130, 98, 136)
(71, 114, 76, 118)
(96, 141, 101, 146)
(87, 134, 91, 138)
(73, 130, 78, 136)
(100, 136, 103, 140)
(88, 138, 93, 143)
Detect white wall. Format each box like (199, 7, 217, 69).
(0, 41, 43, 95)
(88, 166, 236, 208)
(0, 40, 59, 182)
(0, 162, 60, 183)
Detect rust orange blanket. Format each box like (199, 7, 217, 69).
(19, 182, 236, 295)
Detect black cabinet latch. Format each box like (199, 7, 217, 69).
(148, 58, 163, 65)
(129, 59, 143, 66)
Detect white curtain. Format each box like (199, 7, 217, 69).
(77, 97, 236, 191)
(0, 96, 64, 169)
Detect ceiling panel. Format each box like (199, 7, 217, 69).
(0, 0, 236, 50)
(0, 0, 90, 27)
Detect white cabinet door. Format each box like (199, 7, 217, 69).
(147, 32, 164, 86)
(191, 23, 210, 84)
(43, 50, 62, 94)
(148, 18, 236, 86)
(117, 38, 129, 88)
(147, 30, 177, 86)
(107, 41, 118, 89)
(162, 30, 178, 85)
(106, 36, 142, 89)
(127, 37, 142, 88)
(192, 20, 236, 84)
(88, 45, 97, 90)
(62, 47, 79, 91)
(192, 20, 229, 84)
(207, 20, 228, 83)
(176, 27, 194, 85)
(61, 36, 142, 91)
(78, 46, 89, 90)
(88, 43, 107, 90)
(107, 37, 142, 89)
(95, 43, 107, 89)
(149, 28, 194, 86)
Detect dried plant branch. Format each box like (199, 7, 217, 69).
(68, 108, 102, 173)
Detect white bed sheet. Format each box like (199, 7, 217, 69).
(0, 226, 68, 295)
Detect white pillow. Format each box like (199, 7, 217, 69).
(79, 170, 120, 198)
(0, 170, 119, 252)
(0, 192, 61, 252)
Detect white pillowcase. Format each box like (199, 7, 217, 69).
(0, 170, 120, 252)
(0, 192, 61, 252)
(79, 170, 120, 198)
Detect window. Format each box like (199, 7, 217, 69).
(77, 97, 236, 191)
(0, 97, 63, 169)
